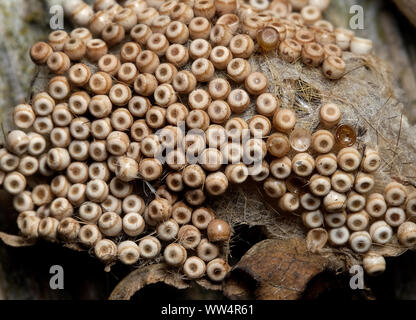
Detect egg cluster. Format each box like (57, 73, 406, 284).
(0, 0, 412, 282)
(265, 102, 416, 276)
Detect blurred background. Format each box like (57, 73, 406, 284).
(1, 0, 416, 299)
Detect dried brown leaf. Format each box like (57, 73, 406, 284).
(63, 243, 86, 252)
(195, 278, 223, 291)
(0, 232, 36, 247)
(228, 238, 327, 300)
(109, 263, 189, 300)
(223, 273, 254, 300)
